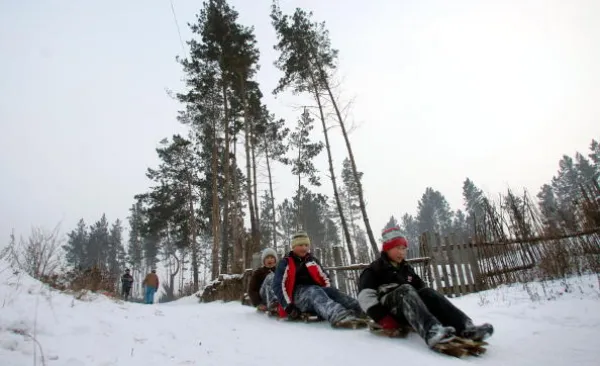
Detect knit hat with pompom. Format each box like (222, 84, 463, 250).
(381, 226, 408, 252)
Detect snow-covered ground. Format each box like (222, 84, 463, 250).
(1, 259, 599, 366)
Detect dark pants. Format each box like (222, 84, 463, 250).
(122, 286, 131, 300)
(294, 285, 362, 324)
(381, 285, 471, 340)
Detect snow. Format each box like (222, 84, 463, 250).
(1, 259, 599, 366)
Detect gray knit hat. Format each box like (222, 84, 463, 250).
(261, 248, 278, 264)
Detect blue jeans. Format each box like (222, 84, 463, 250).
(259, 273, 278, 307)
(294, 285, 362, 324)
(144, 286, 156, 304)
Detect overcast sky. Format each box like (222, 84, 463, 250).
(1, 0, 599, 246)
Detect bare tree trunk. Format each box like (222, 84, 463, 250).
(187, 175, 199, 291)
(347, 193, 360, 261)
(310, 80, 355, 263)
(165, 251, 180, 299)
(240, 76, 260, 252)
(220, 82, 231, 274)
(251, 130, 260, 236)
(210, 118, 221, 280)
(264, 141, 278, 250)
(231, 137, 244, 274)
(296, 109, 305, 231)
(178, 248, 185, 295)
(320, 71, 378, 255)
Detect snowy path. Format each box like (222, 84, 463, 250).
(1, 264, 599, 366)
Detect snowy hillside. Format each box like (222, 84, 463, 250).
(1, 261, 599, 366)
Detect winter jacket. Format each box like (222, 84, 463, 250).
(357, 253, 426, 322)
(272, 251, 330, 317)
(248, 266, 275, 306)
(121, 273, 133, 289)
(142, 272, 159, 289)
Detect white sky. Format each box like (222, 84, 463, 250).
(1, 0, 599, 246)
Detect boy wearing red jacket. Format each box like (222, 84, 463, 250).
(272, 231, 367, 328)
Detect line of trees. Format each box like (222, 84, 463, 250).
(385, 138, 600, 255)
(112, 0, 378, 294)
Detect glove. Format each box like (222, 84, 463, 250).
(285, 304, 300, 319)
(256, 304, 267, 312)
(378, 315, 400, 330)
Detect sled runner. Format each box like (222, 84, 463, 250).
(433, 336, 488, 358)
(256, 307, 323, 323)
(367, 322, 488, 358)
(367, 321, 412, 338)
(256, 307, 369, 328)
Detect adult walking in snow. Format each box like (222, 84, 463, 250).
(272, 231, 367, 328)
(121, 268, 133, 301)
(358, 226, 493, 348)
(248, 248, 279, 314)
(142, 269, 159, 304)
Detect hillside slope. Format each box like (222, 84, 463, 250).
(1, 261, 599, 366)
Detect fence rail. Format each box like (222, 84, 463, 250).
(211, 227, 600, 304)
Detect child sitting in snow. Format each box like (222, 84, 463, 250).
(272, 231, 367, 328)
(247, 248, 279, 314)
(357, 226, 494, 347)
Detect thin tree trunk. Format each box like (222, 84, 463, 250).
(187, 176, 199, 291)
(319, 71, 378, 255)
(232, 136, 243, 274)
(251, 130, 260, 235)
(210, 118, 221, 280)
(310, 80, 355, 263)
(178, 248, 185, 295)
(220, 82, 231, 274)
(264, 141, 278, 250)
(347, 193, 360, 261)
(167, 251, 180, 299)
(296, 110, 304, 231)
(240, 76, 260, 252)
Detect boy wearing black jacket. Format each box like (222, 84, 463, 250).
(358, 226, 493, 348)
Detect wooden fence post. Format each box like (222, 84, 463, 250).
(424, 232, 445, 294)
(419, 233, 433, 287)
(466, 239, 486, 291)
(443, 235, 462, 297)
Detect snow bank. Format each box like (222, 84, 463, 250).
(1, 258, 599, 366)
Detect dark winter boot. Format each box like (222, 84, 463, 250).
(426, 324, 456, 347)
(267, 300, 280, 316)
(461, 321, 494, 342)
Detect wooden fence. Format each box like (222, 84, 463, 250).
(205, 227, 600, 303)
(325, 228, 600, 298)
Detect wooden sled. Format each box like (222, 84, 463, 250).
(433, 337, 488, 358)
(367, 322, 488, 358)
(367, 321, 412, 338)
(256, 307, 323, 323)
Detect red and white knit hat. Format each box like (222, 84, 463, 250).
(381, 226, 408, 252)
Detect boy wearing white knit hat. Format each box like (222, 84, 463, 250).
(248, 247, 279, 313)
